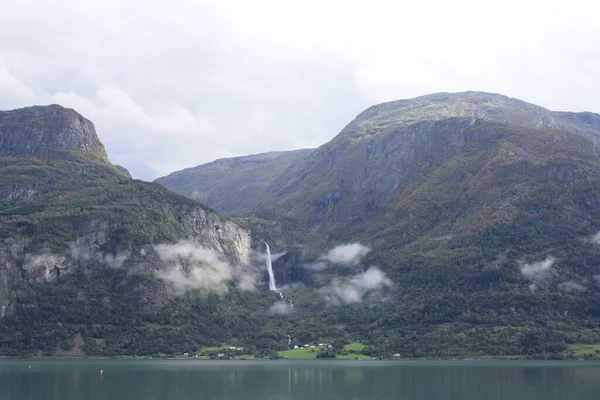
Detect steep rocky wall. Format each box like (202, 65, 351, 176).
(0, 104, 109, 162)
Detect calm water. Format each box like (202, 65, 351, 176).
(1, 359, 599, 400)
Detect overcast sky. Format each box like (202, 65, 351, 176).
(1, 0, 599, 180)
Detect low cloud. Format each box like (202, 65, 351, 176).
(558, 280, 587, 293)
(323, 243, 371, 266)
(253, 250, 286, 264)
(483, 252, 508, 271)
(322, 267, 392, 305)
(306, 242, 371, 271)
(520, 256, 556, 291)
(590, 231, 600, 244)
(70, 242, 128, 269)
(268, 301, 293, 314)
(305, 261, 328, 271)
(154, 240, 256, 294)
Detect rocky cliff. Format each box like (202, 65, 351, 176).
(0, 105, 253, 324)
(0, 104, 110, 162)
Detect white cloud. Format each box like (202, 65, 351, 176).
(268, 301, 293, 315)
(154, 240, 257, 294)
(558, 281, 587, 293)
(321, 243, 371, 267)
(0, 63, 36, 108)
(322, 267, 392, 305)
(2, 0, 600, 179)
(520, 257, 556, 291)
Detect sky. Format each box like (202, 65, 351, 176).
(1, 0, 599, 180)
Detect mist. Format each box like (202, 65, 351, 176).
(520, 256, 556, 291)
(154, 240, 257, 294)
(268, 300, 293, 315)
(558, 280, 587, 293)
(323, 243, 371, 266)
(306, 242, 371, 271)
(322, 267, 392, 306)
(69, 241, 128, 269)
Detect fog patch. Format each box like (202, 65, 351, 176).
(269, 301, 293, 314)
(590, 231, 600, 244)
(322, 267, 392, 305)
(253, 249, 286, 263)
(558, 280, 587, 293)
(323, 243, 370, 266)
(70, 242, 128, 269)
(305, 261, 328, 271)
(520, 256, 556, 291)
(237, 270, 260, 292)
(154, 240, 255, 294)
(483, 252, 507, 271)
(278, 282, 305, 292)
(305, 242, 370, 270)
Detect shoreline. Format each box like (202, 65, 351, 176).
(1, 355, 597, 361)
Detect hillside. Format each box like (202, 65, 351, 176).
(0, 105, 287, 357)
(155, 149, 314, 216)
(157, 92, 600, 358)
(3, 95, 600, 359)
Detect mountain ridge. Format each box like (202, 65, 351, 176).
(3, 93, 600, 359)
(155, 148, 315, 216)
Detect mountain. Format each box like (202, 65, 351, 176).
(3, 94, 600, 360)
(158, 92, 600, 247)
(157, 92, 600, 357)
(156, 149, 314, 216)
(0, 105, 280, 357)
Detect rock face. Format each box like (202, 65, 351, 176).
(0, 104, 109, 162)
(155, 149, 314, 216)
(0, 105, 253, 320)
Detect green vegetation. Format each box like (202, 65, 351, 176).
(201, 345, 233, 353)
(566, 343, 600, 358)
(278, 347, 321, 359)
(343, 342, 365, 352)
(335, 353, 372, 360)
(4, 96, 600, 360)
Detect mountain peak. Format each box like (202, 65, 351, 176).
(337, 91, 600, 145)
(0, 104, 109, 163)
(342, 91, 559, 139)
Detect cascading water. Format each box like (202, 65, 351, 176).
(265, 242, 277, 291)
(265, 241, 295, 311)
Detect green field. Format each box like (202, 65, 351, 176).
(201, 345, 232, 353)
(278, 343, 370, 360)
(278, 347, 320, 359)
(567, 344, 600, 357)
(343, 342, 366, 352)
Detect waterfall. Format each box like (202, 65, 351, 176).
(265, 242, 295, 311)
(265, 242, 277, 291)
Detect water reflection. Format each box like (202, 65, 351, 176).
(0, 360, 599, 400)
